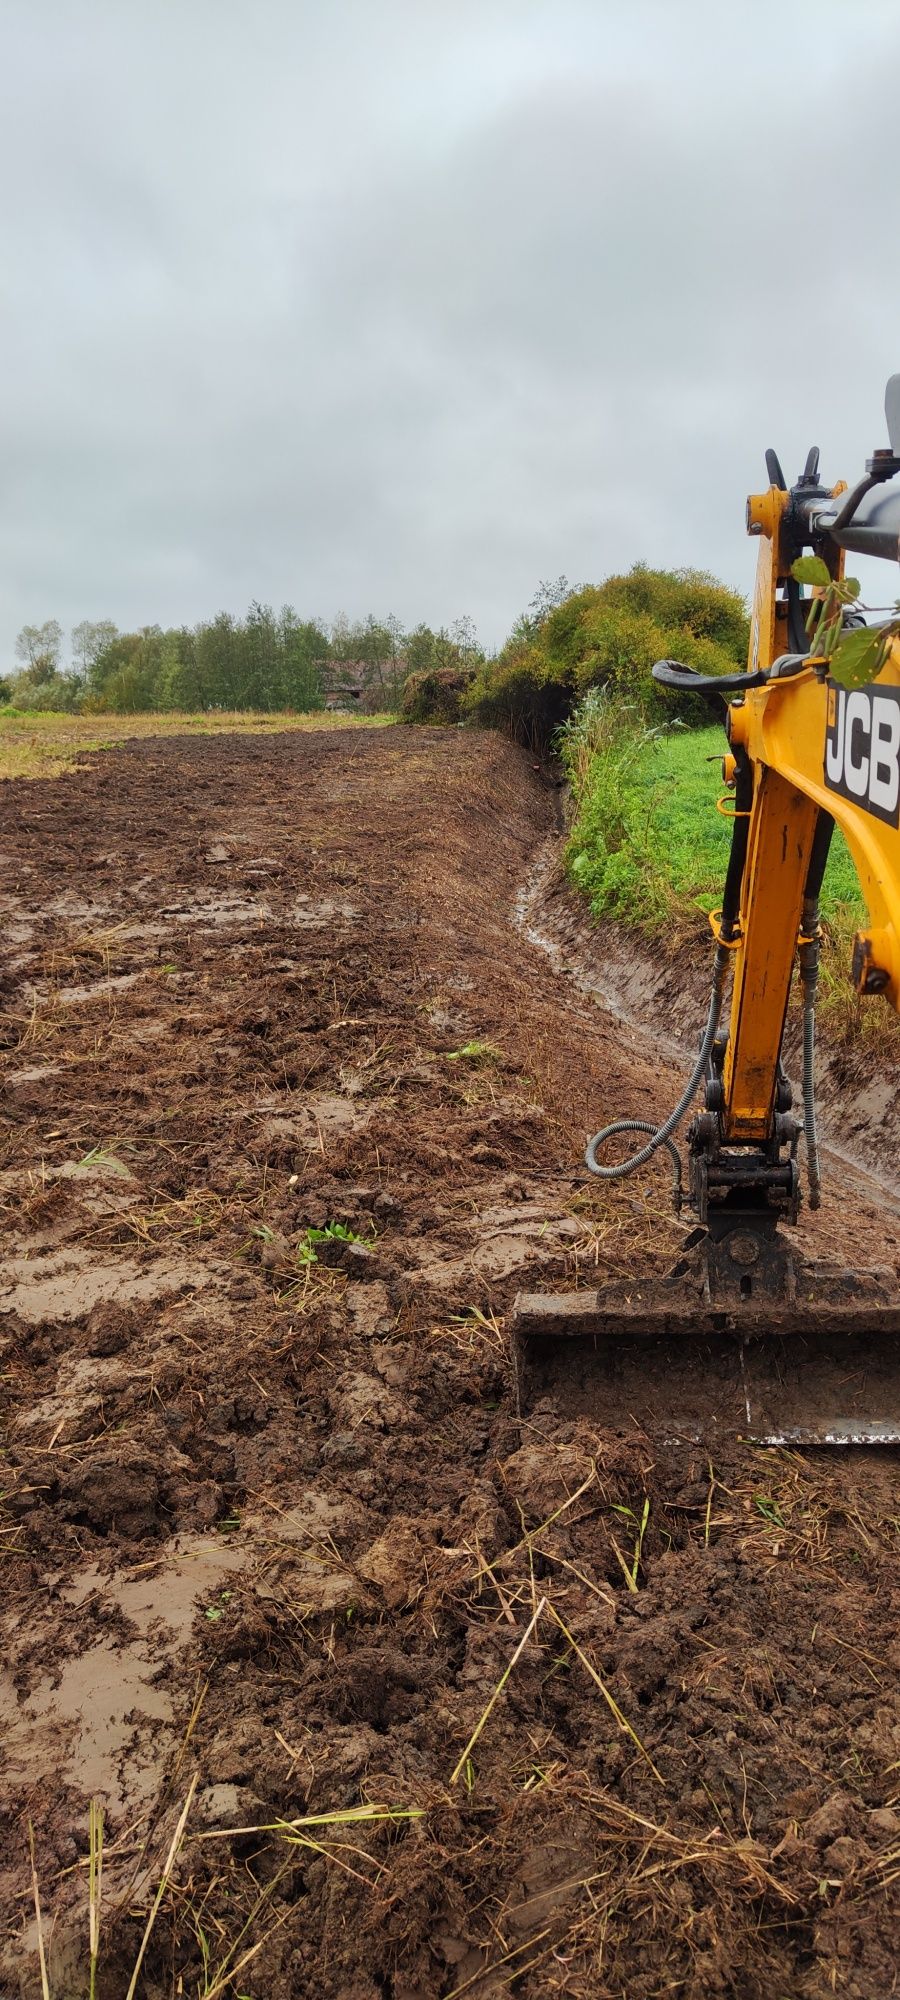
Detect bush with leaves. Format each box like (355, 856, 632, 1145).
(400, 665, 472, 724)
(790, 555, 900, 688)
(398, 620, 484, 724)
(465, 565, 749, 747)
(8, 670, 83, 711)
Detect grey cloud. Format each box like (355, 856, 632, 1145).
(2, 0, 900, 657)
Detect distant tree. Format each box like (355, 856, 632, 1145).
(240, 601, 278, 707)
(15, 620, 63, 681)
(327, 614, 400, 704)
(405, 620, 484, 678)
(329, 613, 354, 664)
(71, 619, 118, 680)
(528, 577, 572, 626)
(404, 624, 438, 676)
(506, 578, 575, 649)
(383, 613, 406, 706)
(196, 613, 239, 708)
(88, 627, 166, 711)
(279, 607, 327, 710)
(83, 627, 129, 695)
(358, 617, 395, 693)
(449, 614, 481, 663)
(158, 628, 203, 710)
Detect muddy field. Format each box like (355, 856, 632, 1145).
(3, 725, 900, 1999)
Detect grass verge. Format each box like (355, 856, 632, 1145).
(0, 708, 395, 781)
(563, 695, 892, 1044)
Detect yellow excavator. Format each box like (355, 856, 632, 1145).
(515, 377, 900, 1444)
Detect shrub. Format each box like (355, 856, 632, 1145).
(465, 565, 749, 746)
(597, 564, 748, 657)
(462, 644, 568, 745)
(400, 666, 471, 724)
(8, 671, 82, 712)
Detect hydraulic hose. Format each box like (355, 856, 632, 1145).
(585, 942, 730, 1196)
(797, 814, 833, 1214)
(585, 1119, 684, 1205)
(719, 745, 753, 940)
(585, 744, 749, 1200)
(800, 951, 821, 1210)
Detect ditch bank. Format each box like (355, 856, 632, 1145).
(517, 829, 900, 1214)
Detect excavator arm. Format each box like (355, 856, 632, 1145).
(673, 430, 900, 1254)
(513, 379, 900, 1444)
(725, 646, 900, 1046)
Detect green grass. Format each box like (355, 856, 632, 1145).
(563, 707, 886, 1043)
(568, 722, 864, 933)
(0, 707, 395, 781)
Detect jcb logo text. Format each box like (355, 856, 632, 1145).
(824, 683, 900, 827)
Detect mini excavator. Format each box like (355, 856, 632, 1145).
(515, 377, 900, 1444)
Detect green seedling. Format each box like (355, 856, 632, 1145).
(754, 1494, 786, 1528)
(73, 1145, 131, 1179)
(30, 1779, 198, 2000)
(450, 1304, 502, 1334)
(610, 1497, 651, 1588)
(443, 1040, 502, 1063)
(522, 1765, 552, 1793)
(631, 1496, 650, 1583)
(305, 1221, 364, 1244)
(296, 1221, 376, 1267)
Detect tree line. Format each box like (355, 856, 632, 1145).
(1, 607, 484, 714)
(2, 568, 750, 735)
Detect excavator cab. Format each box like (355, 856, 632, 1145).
(514, 378, 900, 1444)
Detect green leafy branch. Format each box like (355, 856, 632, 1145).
(790, 555, 900, 690)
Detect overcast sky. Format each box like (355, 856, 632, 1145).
(3, 0, 900, 660)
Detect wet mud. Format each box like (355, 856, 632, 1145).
(2, 726, 900, 1998)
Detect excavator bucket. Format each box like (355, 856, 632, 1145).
(512, 1238, 900, 1445)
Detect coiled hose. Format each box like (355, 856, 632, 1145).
(583, 748, 829, 1211)
(585, 943, 730, 1204)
